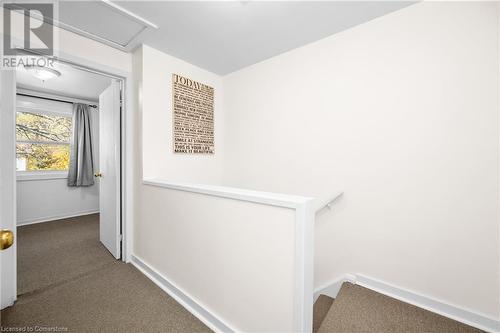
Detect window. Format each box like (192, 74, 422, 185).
(16, 111, 72, 172)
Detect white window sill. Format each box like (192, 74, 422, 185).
(17, 171, 68, 181)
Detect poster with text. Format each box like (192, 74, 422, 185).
(172, 73, 214, 154)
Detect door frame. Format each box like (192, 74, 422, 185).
(0, 69, 17, 309)
(16, 48, 132, 260)
(1, 48, 134, 307)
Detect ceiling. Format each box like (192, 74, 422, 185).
(56, 1, 414, 75)
(16, 61, 112, 101)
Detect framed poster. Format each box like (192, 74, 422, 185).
(172, 73, 214, 154)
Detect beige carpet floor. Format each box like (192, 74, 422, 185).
(16, 214, 116, 296)
(1, 214, 211, 333)
(316, 282, 485, 333)
(313, 295, 334, 333)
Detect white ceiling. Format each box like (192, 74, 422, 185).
(16, 61, 112, 101)
(57, 1, 414, 75)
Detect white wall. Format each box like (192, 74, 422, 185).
(17, 178, 99, 225)
(136, 183, 305, 332)
(222, 1, 500, 320)
(141, 45, 224, 184)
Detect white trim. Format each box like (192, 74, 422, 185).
(130, 255, 235, 333)
(293, 202, 315, 332)
(314, 274, 500, 333)
(17, 209, 99, 226)
(120, 74, 132, 263)
(17, 171, 68, 181)
(313, 274, 356, 302)
(143, 179, 313, 209)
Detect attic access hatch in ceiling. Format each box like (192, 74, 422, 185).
(57, 0, 157, 51)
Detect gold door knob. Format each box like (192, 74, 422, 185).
(0, 230, 13, 250)
(94, 172, 102, 178)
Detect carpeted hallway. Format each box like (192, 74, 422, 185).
(1, 214, 488, 332)
(1, 214, 211, 332)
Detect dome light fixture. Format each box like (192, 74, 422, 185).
(24, 65, 61, 82)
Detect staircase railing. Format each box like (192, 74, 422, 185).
(316, 191, 343, 213)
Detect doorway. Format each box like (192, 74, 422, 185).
(1, 53, 126, 308)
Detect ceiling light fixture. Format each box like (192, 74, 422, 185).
(24, 65, 61, 82)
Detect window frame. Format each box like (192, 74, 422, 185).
(15, 99, 73, 179)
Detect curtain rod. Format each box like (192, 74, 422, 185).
(16, 93, 98, 108)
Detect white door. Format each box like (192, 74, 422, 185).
(98, 80, 121, 259)
(1, 70, 17, 309)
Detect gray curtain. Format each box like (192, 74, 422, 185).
(68, 103, 94, 187)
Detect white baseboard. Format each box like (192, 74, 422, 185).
(17, 209, 100, 226)
(313, 273, 356, 302)
(355, 275, 499, 333)
(314, 274, 499, 333)
(130, 254, 235, 333)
